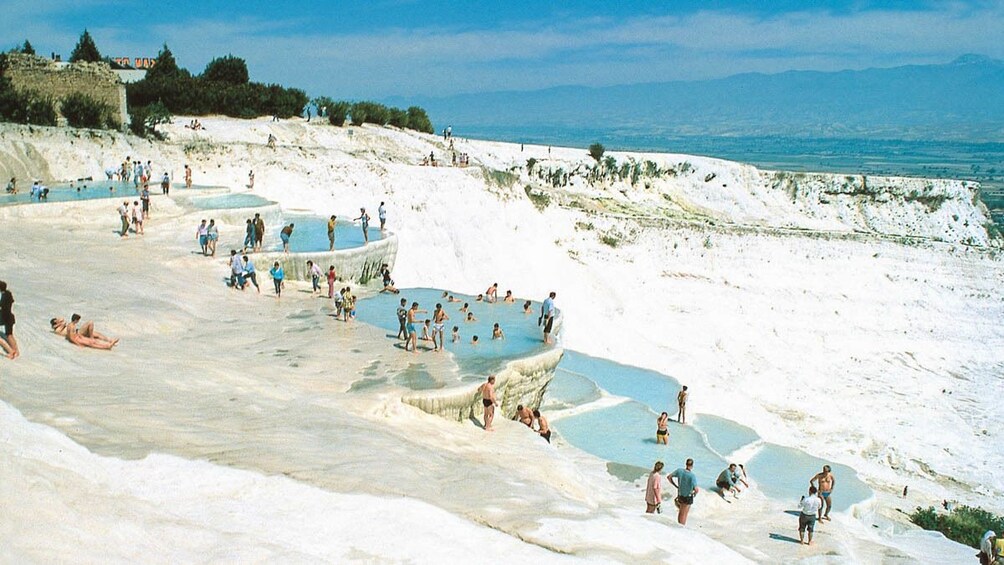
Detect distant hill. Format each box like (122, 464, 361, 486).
(386, 55, 1004, 142)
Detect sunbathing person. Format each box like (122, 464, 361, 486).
(51, 315, 119, 349)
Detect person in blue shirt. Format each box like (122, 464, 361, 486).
(244, 218, 256, 250)
(269, 261, 284, 298)
(242, 255, 260, 294)
(669, 458, 700, 525)
(540, 291, 557, 344)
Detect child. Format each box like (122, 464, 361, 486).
(451, 326, 460, 343)
(466, 312, 477, 322)
(269, 261, 284, 298)
(523, 300, 532, 314)
(471, 335, 479, 345)
(492, 323, 505, 340)
(420, 320, 432, 341)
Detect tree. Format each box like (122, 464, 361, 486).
(61, 92, 115, 129)
(145, 44, 181, 81)
(328, 101, 349, 126)
(69, 30, 102, 63)
(202, 55, 249, 85)
(588, 142, 605, 162)
(406, 106, 433, 134)
(20, 40, 34, 55)
(129, 102, 171, 138)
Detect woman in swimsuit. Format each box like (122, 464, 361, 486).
(657, 412, 670, 445)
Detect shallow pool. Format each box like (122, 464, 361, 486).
(190, 193, 274, 210)
(0, 181, 217, 206)
(548, 351, 873, 510)
(355, 288, 549, 375)
(275, 213, 383, 253)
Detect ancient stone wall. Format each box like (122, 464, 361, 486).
(4, 53, 128, 129)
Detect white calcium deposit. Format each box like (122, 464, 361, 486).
(0, 116, 998, 563)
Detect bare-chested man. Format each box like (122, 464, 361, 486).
(677, 385, 689, 424)
(515, 404, 534, 427)
(479, 375, 498, 431)
(51, 314, 119, 350)
(405, 302, 427, 353)
(533, 409, 551, 443)
(432, 303, 449, 352)
(810, 465, 836, 521)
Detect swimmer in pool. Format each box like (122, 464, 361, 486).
(460, 302, 469, 313)
(447, 295, 461, 303)
(466, 312, 477, 323)
(523, 300, 532, 314)
(657, 412, 669, 445)
(492, 323, 504, 340)
(485, 283, 498, 303)
(471, 335, 479, 345)
(476, 293, 484, 302)
(451, 326, 460, 343)
(503, 290, 515, 303)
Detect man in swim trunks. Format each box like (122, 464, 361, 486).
(405, 302, 427, 353)
(432, 303, 449, 352)
(668, 458, 700, 525)
(810, 465, 835, 521)
(479, 375, 498, 431)
(533, 409, 551, 443)
(677, 385, 689, 424)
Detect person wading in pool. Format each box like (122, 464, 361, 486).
(540, 291, 556, 344)
(479, 375, 498, 431)
(405, 302, 427, 353)
(809, 465, 836, 521)
(327, 215, 337, 251)
(432, 303, 449, 352)
(668, 458, 700, 525)
(354, 208, 371, 243)
(280, 223, 294, 254)
(656, 412, 670, 445)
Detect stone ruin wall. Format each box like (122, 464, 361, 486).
(4, 53, 128, 130)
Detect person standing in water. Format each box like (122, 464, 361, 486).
(355, 208, 370, 243)
(646, 461, 665, 514)
(677, 385, 689, 424)
(378, 201, 387, 232)
(405, 301, 427, 353)
(280, 223, 294, 254)
(327, 215, 337, 251)
(668, 458, 699, 526)
(657, 412, 670, 445)
(184, 164, 192, 188)
(0, 281, 18, 359)
(432, 303, 449, 352)
(269, 261, 284, 298)
(540, 291, 557, 344)
(479, 375, 498, 431)
(810, 465, 836, 521)
(485, 283, 498, 303)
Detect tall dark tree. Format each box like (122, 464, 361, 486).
(20, 40, 35, 55)
(69, 30, 101, 63)
(202, 55, 249, 85)
(145, 44, 182, 80)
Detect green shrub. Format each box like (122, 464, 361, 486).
(406, 106, 433, 134)
(600, 234, 619, 247)
(61, 92, 115, 129)
(524, 185, 550, 211)
(129, 102, 171, 138)
(202, 55, 249, 85)
(910, 505, 1004, 549)
(0, 75, 57, 126)
(589, 142, 605, 162)
(388, 107, 409, 128)
(328, 101, 350, 126)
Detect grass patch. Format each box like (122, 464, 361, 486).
(524, 185, 551, 211)
(600, 233, 620, 247)
(910, 505, 1004, 549)
(485, 168, 518, 189)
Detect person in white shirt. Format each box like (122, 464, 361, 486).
(798, 486, 823, 545)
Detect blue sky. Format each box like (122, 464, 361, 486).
(2, 0, 1003, 98)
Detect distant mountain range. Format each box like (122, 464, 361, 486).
(386, 55, 1004, 142)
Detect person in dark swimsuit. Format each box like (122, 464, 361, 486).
(0, 281, 18, 359)
(479, 375, 498, 431)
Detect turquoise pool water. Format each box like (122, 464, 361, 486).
(0, 181, 217, 206)
(548, 351, 872, 510)
(277, 213, 383, 253)
(190, 193, 274, 210)
(355, 288, 549, 375)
